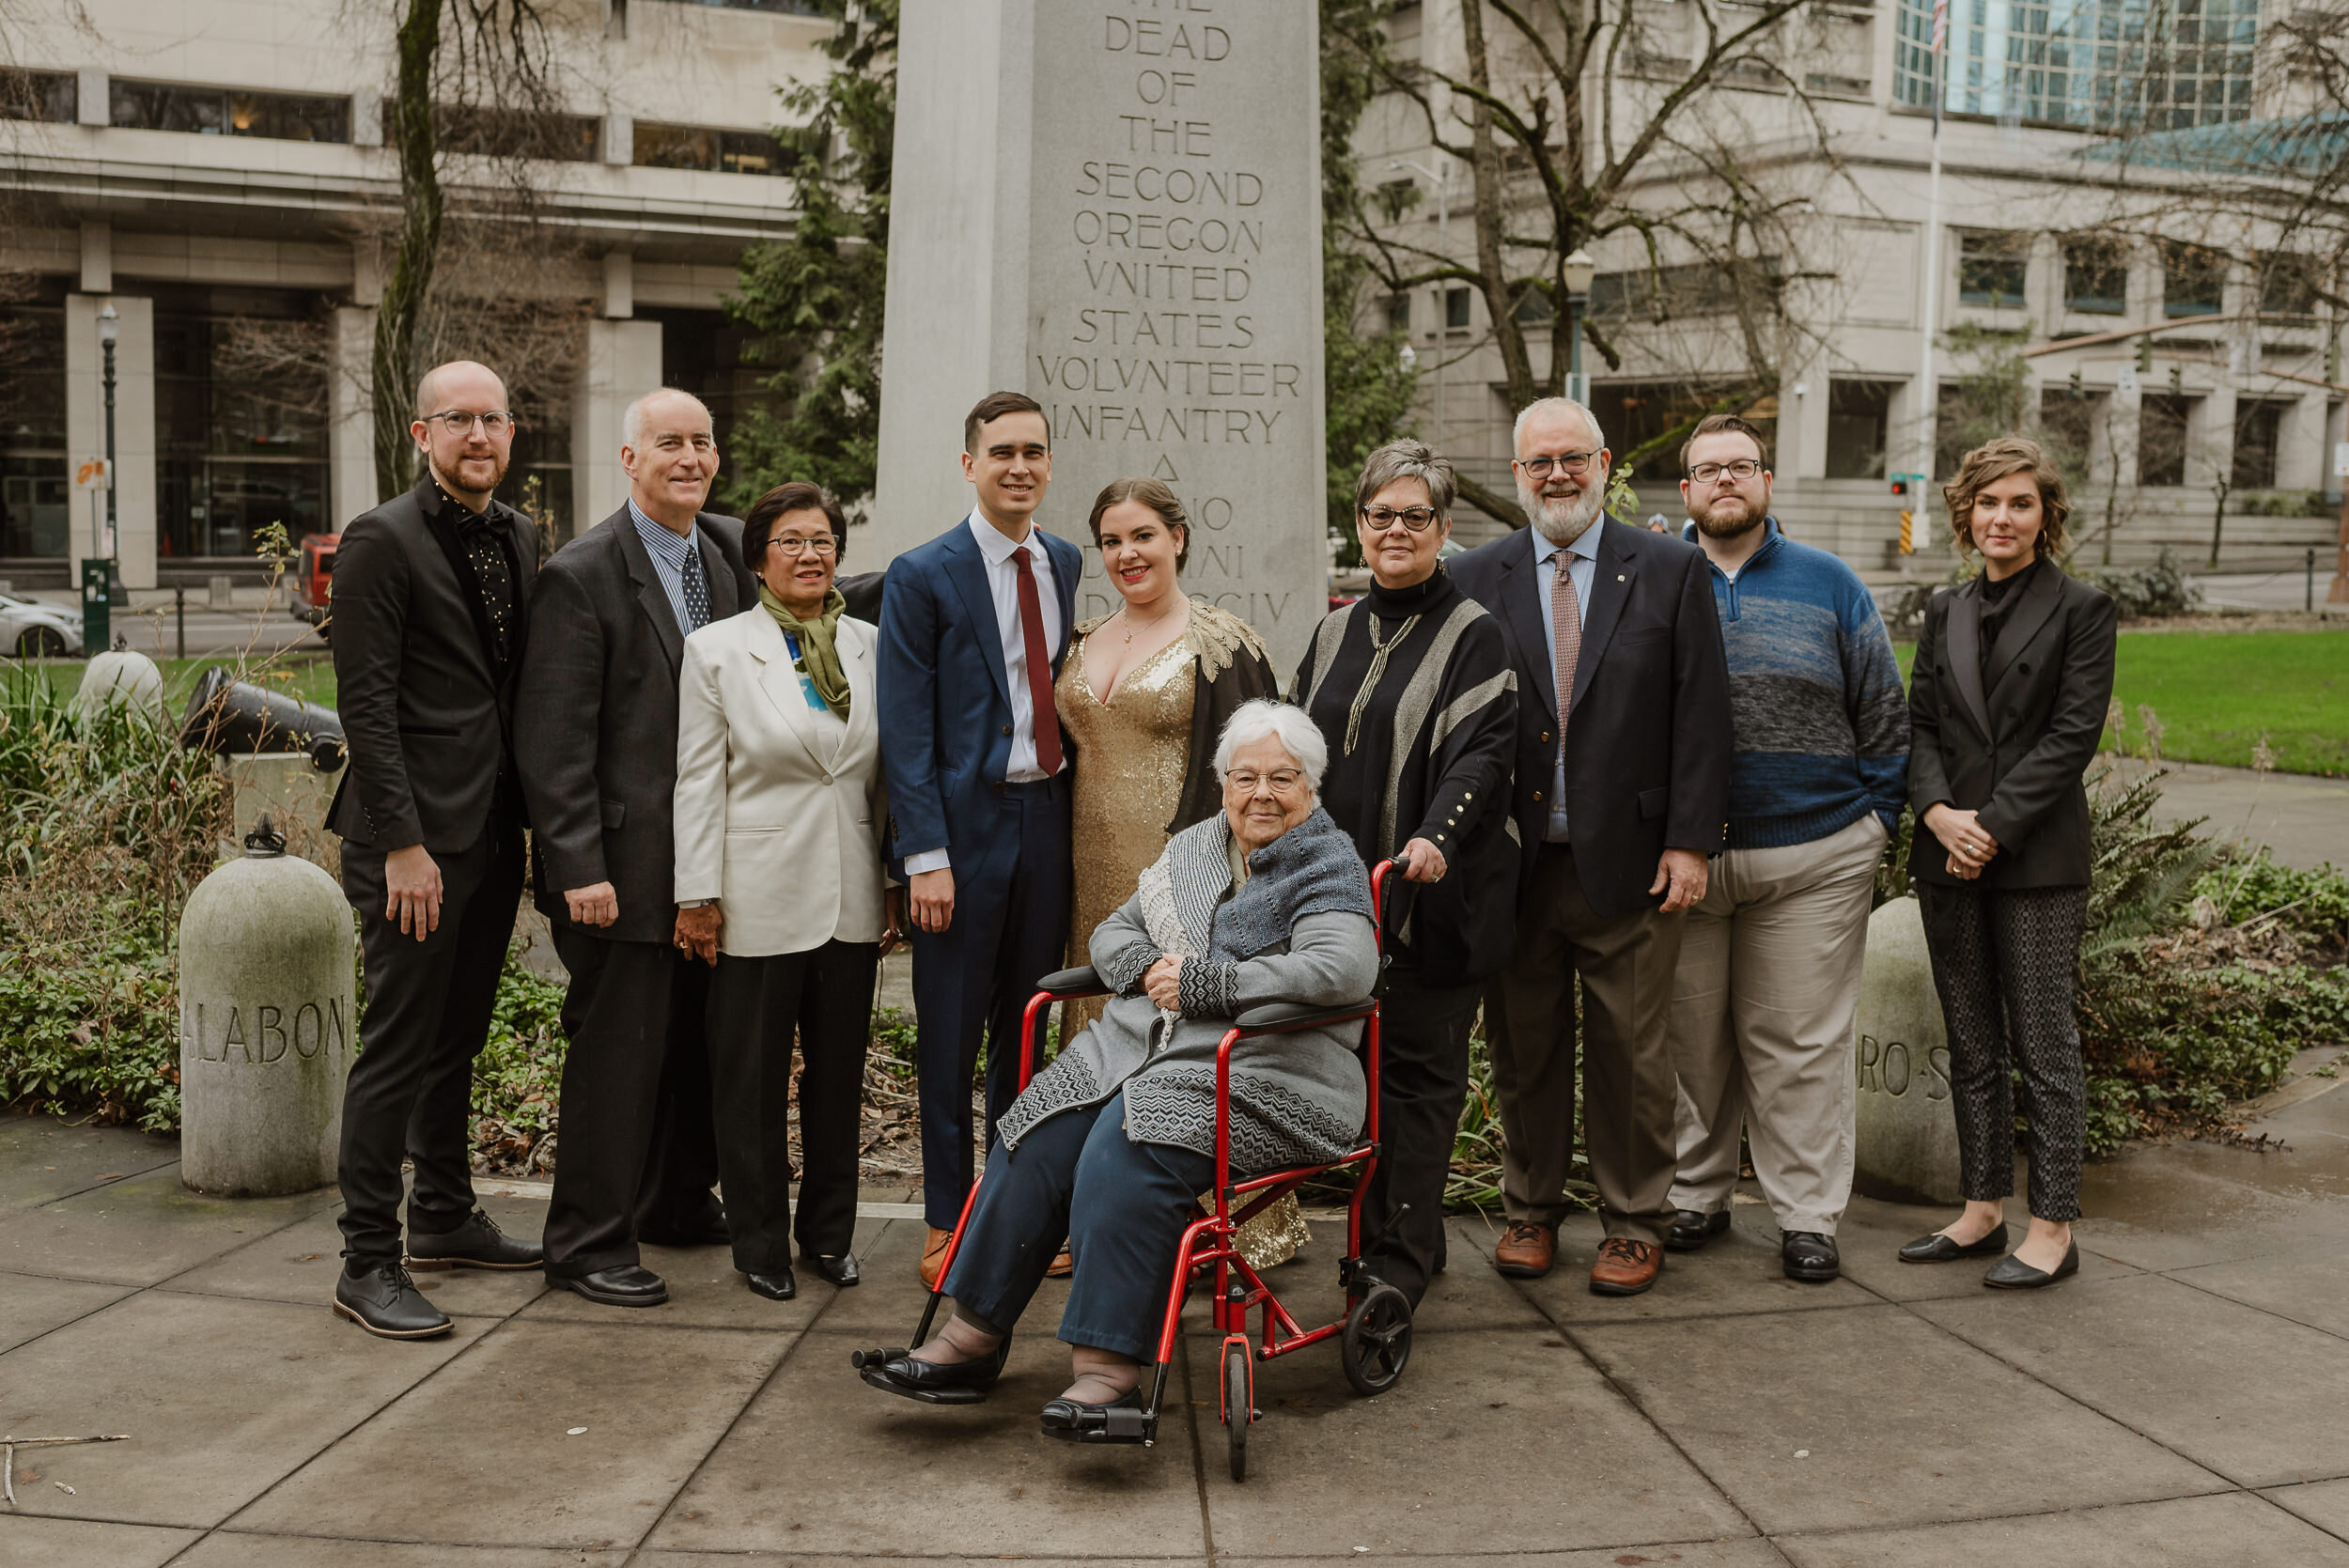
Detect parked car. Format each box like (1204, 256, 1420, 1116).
(1, 591, 85, 659)
(290, 532, 338, 638)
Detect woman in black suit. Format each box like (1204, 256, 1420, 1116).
(1896, 436, 2117, 1289)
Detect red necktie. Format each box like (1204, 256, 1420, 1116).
(1012, 543, 1064, 775)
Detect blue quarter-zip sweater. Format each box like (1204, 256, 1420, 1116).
(1681, 517, 1910, 850)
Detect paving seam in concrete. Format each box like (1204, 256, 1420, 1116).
(1178, 1333, 1221, 1568)
(2260, 1480, 2349, 1549)
(1762, 1481, 2248, 1545)
(14, 1153, 186, 1208)
(2158, 1264, 2349, 1347)
(1494, 1268, 1791, 1561)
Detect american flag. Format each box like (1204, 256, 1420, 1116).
(1930, 0, 1948, 54)
(1928, 0, 1948, 130)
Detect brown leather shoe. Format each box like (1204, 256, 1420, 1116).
(1492, 1220, 1556, 1279)
(919, 1226, 953, 1290)
(1045, 1246, 1074, 1278)
(1589, 1237, 1663, 1296)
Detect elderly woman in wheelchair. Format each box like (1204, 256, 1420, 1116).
(856, 699, 1379, 1437)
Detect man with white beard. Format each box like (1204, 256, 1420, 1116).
(1450, 397, 1733, 1296)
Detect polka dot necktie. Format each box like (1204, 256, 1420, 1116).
(679, 542, 711, 633)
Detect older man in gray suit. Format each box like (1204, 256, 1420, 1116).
(516, 387, 755, 1308)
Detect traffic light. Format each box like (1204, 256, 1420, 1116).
(2169, 363, 2184, 395)
(2137, 337, 2155, 373)
(2068, 367, 2084, 398)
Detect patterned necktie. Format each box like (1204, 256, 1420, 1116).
(1552, 551, 1582, 744)
(679, 539, 710, 633)
(1012, 543, 1063, 774)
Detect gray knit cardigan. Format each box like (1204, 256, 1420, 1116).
(995, 807, 1379, 1172)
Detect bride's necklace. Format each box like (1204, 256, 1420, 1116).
(1118, 596, 1186, 645)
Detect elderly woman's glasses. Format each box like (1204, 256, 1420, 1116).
(1359, 505, 1439, 533)
(423, 410, 514, 436)
(1688, 458, 1763, 484)
(770, 535, 838, 557)
(1226, 768, 1307, 794)
(1517, 451, 1596, 479)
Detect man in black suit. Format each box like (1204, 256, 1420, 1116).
(515, 387, 752, 1307)
(328, 359, 546, 1340)
(1450, 396, 1733, 1297)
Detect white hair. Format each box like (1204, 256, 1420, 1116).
(623, 386, 712, 450)
(1512, 396, 1606, 458)
(1213, 699, 1328, 791)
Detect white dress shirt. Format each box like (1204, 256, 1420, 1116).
(1532, 523, 1599, 842)
(901, 509, 1065, 877)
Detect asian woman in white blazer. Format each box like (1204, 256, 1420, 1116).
(674, 482, 899, 1303)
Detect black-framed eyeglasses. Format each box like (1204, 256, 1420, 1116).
(1517, 450, 1598, 479)
(1360, 505, 1440, 532)
(1688, 458, 1763, 484)
(770, 535, 839, 557)
(422, 410, 515, 436)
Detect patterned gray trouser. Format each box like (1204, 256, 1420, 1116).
(1915, 881, 2091, 1222)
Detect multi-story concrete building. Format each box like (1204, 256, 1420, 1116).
(0, 0, 828, 588)
(1356, 0, 2345, 573)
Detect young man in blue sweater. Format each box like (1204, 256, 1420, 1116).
(1663, 415, 1910, 1282)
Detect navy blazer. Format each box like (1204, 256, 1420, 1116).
(876, 515, 1082, 879)
(1449, 520, 1734, 920)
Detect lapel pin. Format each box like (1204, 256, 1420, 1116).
(1616, 574, 1626, 582)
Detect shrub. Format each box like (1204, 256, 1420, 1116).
(2075, 546, 2201, 619)
(2194, 854, 2349, 946)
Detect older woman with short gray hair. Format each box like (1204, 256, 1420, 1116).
(856, 699, 1377, 1437)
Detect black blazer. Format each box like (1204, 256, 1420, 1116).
(514, 504, 756, 946)
(1449, 520, 1734, 920)
(1906, 564, 2118, 890)
(327, 476, 539, 853)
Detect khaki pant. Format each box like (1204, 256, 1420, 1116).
(1667, 813, 1886, 1235)
(1486, 845, 1684, 1245)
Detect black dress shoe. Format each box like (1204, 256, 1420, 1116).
(1781, 1230, 1840, 1282)
(1898, 1223, 2010, 1264)
(856, 1338, 1011, 1405)
(333, 1260, 452, 1340)
(1983, 1240, 2080, 1290)
(804, 1252, 861, 1288)
(745, 1269, 797, 1301)
(1040, 1384, 1152, 1443)
(549, 1264, 670, 1308)
(641, 1208, 730, 1248)
(1666, 1209, 1733, 1252)
(405, 1209, 543, 1271)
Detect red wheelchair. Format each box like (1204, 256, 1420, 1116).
(854, 859, 1409, 1481)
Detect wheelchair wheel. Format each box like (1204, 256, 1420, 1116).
(1221, 1339, 1252, 1482)
(1340, 1282, 1413, 1396)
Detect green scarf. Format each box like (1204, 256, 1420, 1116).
(760, 583, 851, 718)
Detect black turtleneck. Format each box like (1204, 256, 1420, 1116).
(1978, 556, 2042, 678)
(1366, 567, 1448, 621)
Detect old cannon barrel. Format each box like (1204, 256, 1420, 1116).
(179, 666, 346, 771)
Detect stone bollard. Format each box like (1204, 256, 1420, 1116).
(70, 650, 166, 724)
(177, 815, 355, 1196)
(1852, 895, 1964, 1206)
(208, 574, 237, 612)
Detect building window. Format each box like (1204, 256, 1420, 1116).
(1444, 286, 1472, 331)
(2261, 254, 2324, 316)
(2163, 243, 2224, 318)
(1591, 258, 1780, 320)
(1825, 380, 1893, 479)
(2231, 399, 2286, 490)
(1894, 0, 2257, 131)
(632, 121, 799, 177)
(644, 304, 763, 498)
(428, 105, 600, 161)
(1959, 232, 2029, 308)
(2138, 394, 2189, 486)
(1512, 285, 1555, 326)
(0, 70, 77, 123)
(1385, 294, 1411, 333)
(2063, 238, 2128, 315)
(506, 389, 575, 550)
(1803, 71, 1874, 100)
(151, 287, 333, 560)
(111, 81, 350, 143)
(674, 0, 824, 11)
(0, 288, 70, 560)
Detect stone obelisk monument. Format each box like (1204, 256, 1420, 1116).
(871, 0, 1327, 674)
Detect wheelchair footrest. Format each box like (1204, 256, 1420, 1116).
(1041, 1403, 1161, 1446)
(848, 1346, 907, 1370)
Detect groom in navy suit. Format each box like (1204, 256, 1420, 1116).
(877, 390, 1081, 1284)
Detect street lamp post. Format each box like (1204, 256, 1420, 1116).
(1389, 157, 1449, 447)
(1563, 249, 1596, 407)
(98, 303, 121, 606)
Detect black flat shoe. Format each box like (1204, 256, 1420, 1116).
(854, 1338, 1011, 1405)
(745, 1269, 797, 1301)
(405, 1208, 543, 1271)
(549, 1264, 670, 1308)
(1666, 1209, 1732, 1252)
(333, 1261, 452, 1340)
(1898, 1224, 2010, 1264)
(1039, 1384, 1152, 1443)
(804, 1252, 860, 1287)
(1781, 1230, 1840, 1282)
(1983, 1240, 2080, 1290)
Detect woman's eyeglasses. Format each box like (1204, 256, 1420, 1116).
(770, 536, 839, 557)
(1226, 768, 1307, 794)
(1359, 505, 1439, 533)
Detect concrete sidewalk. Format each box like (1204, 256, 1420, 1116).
(5, 1071, 2349, 1567)
(2102, 754, 2349, 870)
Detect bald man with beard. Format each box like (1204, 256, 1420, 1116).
(328, 360, 546, 1340)
(1449, 396, 1733, 1298)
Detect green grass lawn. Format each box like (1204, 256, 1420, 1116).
(26, 653, 336, 715)
(1892, 629, 2347, 776)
